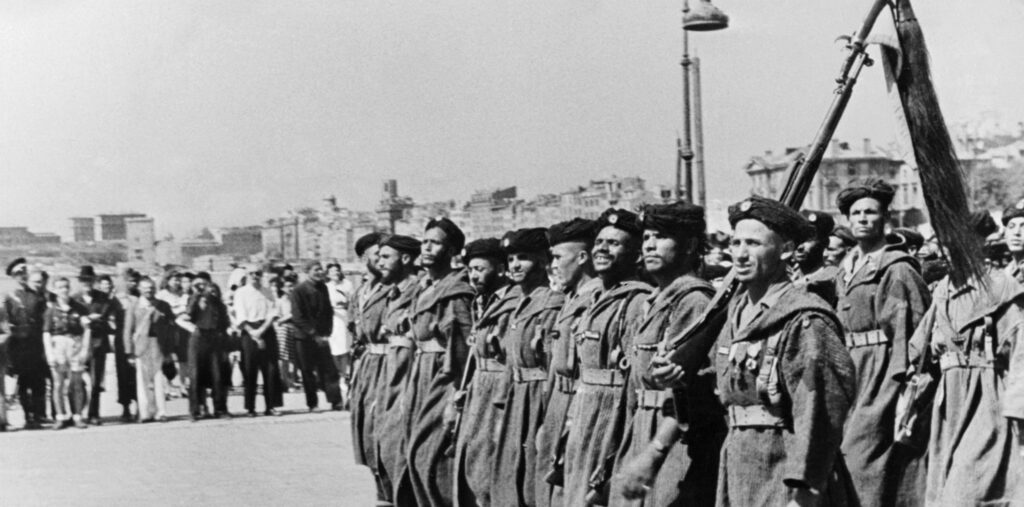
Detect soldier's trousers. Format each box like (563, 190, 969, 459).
(293, 339, 341, 409)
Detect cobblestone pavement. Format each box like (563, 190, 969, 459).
(2, 364, 377, 506)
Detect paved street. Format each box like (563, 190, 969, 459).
(1, 365, 377, 506)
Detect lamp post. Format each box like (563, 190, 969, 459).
(678, 0, 728, 205)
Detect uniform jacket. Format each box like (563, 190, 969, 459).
(910, 270, 1024, 506)
(715, 281, 856, 506)
(834, 247, 931, 506)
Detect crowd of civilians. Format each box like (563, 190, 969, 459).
(0, 257, 356, 431)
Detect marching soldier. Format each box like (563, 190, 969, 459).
(909, 212, 1024, 506)
(491, 229, 565, 506)
(792, 210, 840, 307)
(372, 234, 422, 504)
(536, 218, 598, 507)
(349, 231, 390, 503)
(715, 196, 856, 505)
(454, 238, 517, 507)
(562, 209, 651, 505)
(834, 179, 931, 506)
(401, 218, 475, 506)
(1002, 200, 1024, 283)
(611, 201, 722, 506)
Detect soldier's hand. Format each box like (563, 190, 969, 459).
(613, 447, 659, 500)
(649, 355, 686, 389)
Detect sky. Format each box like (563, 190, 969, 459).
(1, 0, 1022, 238)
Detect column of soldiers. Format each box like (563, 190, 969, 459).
(348, 177, 1024, 507)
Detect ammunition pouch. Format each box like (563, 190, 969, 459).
(365, 343, 388, 355)
(511, 366, 546, 383)
(727, 405, 787, 429)
(581, 368, 626, 387)
(636, 388, 671, 410)
(415, 339, 446, 354)
(845, 329, 888, 348)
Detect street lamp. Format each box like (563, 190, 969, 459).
(677, 0, 727, 206)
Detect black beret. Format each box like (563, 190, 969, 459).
(836, 178, 896, 215)
(595, 208, 642, 237)
(425, 217, 466, 252)
(727, 196, 814, 243)
(548, 218, 596, 246)
(1002, 199, 1024, 225)
(830, 225, 857, 247)
(639, 201, 706, 238)
(970, 211, 999, 238)
(5, 257, 26, 276)
(502, 228, 550, 254)
(886, 227, 924, 251)
(381, 235, 421, 256)
(355, 232, 386, 257)
(800, 210, 835, 242)
(462, 238, 504, 262)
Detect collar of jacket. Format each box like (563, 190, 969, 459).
(411, 268, 473, 317)
(841, 246, 920, 292)
(934, 268, 1024, 333)
(729, 282, 840, 343)
(635, 273, 713, 334)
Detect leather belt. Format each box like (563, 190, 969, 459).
(728, 405, 786, 429)
(845, 329, 888, 348)
(636, 388, 671, 409)
(580, 368, 625, 387)
(512, 367, 546, 383)
(478, 357, 505, 372)
(415, 339, 446, 354)
(939, 350, 992, 371)
(388, 335, 414, 349)
(365, 343, 388, 355)
(555, 374, 577, 394)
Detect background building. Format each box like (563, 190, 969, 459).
(70, 217, 96, 243)
(98, 213, 147, 241)
(125, 217, 156, 266)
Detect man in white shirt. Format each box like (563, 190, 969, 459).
(233, 265, 281, 417)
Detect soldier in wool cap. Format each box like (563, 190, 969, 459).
(713, 196, 857, 506)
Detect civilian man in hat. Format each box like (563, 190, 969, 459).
(289, 261, 343, 412)
(835, 178, 931, 506)
(825, 226, 856, 268)
(372, 234, 422, 504)
(1002, 200, 1024, 284)
(123, 277, 177, 422)
(791, 210, 840, 307)
(536, 218, 599, 507)
(491, 228, 565, 506)
(4, 258, 50, 429)
(612, 201, 722, 506)
(72, 265, 116, 425)
(454, 237, 517, 507)
(908, 211, 1024, 506)
(563, 208, 652, 505)
(234, 265, 281, 417)
(714, 196, 856, 505)
(398, 218, 474, 506)
(349, 231, 392, 501)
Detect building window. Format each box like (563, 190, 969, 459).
(847, 164, 857, 177)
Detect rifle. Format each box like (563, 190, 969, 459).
(445, 342, 477, 458)
(660, 0, 890, 373)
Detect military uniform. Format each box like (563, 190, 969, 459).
(535, 278, 599, 507)
(400, 269, 474, 506)
(491, 284, 564, 506)
(562, 279, 650, 505)
(374, 274, 419, 501)
(715, 281, 857, 506)
(350, 277, 390, 498)
(608, 274, 721, 507)
(835, 246, 930, 506)
(911, 270, 1024, 506)
(454, 285, 517, 507)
